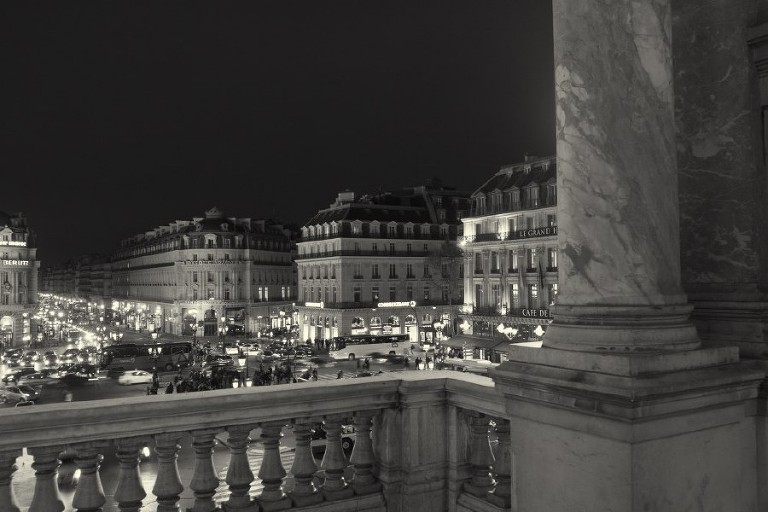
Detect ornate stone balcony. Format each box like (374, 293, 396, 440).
(0, 373, 512, 512)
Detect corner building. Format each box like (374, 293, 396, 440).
(460, 155, 558, 348)
(296, 184, 470, 342)
(0, 211, 40, 348)
(110, 207, 297, 337)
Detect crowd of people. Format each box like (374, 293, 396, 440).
(146, 360, 323, 395)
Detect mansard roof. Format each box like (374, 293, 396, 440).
(305, 204, 431, 226)
(472, 158, 557, 197)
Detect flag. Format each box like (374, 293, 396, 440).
(538, 260, 545, 290)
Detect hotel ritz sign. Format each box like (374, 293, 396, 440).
(0, 260, 29, 266)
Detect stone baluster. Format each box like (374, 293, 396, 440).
(152, 433, 184, 512)
(28, 445, 65, 512)
(320, 415, 354, 500)
(188, 429, 220, 512)
(0, 449, 21, 512)
(287, 420, 322, 507)
(114, 437, 150, 512)
(223, 424, 257, 511)
(463, 413, 496, 497)
(256, 422, 291, 511)
(350, 411, 381, 495)
(487, 419, 513, 509)
(72, 441, 109, 512)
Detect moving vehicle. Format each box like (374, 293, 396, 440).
(118, 370, 153, 386)
(310, 423, 355, 458)
(0, 386, 28, 404)
(100, 341, 193, 372)
(2, 349, 23, 365)
(66, 330, 84, 343)
(6, 384, 39, 402)
(18, 372, 59, 387)
(22, 351, 41, 364)
(329, 334, 412, 361)
(60, 347, 82, 363)
(2, 367, 37, 383)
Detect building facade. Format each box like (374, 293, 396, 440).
(109, 207, 297, 337)
(296, 184, 471, 342)
(0, 211, 40, 348)
(458, 155, 558, 357)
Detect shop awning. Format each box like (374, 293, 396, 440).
(438, 335, 502, 350)
(492, 340, 543, 353)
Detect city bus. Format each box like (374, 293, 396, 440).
(328, 334, 412, 360)
(99, 341, 193, 373)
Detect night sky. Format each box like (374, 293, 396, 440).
(0, 1, 555, 267)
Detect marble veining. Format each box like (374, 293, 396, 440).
(673, 0, 763, 286)
(554, 0, 686, 306)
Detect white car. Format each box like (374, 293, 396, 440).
(0, 387, 29, 404)
(117, 370, 153, 386)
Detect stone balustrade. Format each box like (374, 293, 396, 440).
(0, 373, 512, 512)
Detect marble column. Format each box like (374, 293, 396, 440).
(673, 0, 768, 358)
(541, 0, 701, 352)
(491, 1, 765, 511)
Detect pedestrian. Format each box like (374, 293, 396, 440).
(165, 381, 174, 394)
(312, 368, 318, 381)
(336, 369, 343, 379)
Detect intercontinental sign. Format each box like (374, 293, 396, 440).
(377, 301, 417, 308)
(0, 241, 26, 247)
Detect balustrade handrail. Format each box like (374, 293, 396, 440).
(0, 373, 502, 451)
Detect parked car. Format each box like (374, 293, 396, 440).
(118, 370, 153, 386)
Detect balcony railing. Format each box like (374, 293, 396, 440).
(297, 250, 429, 260)
(301, 232, 451, 242)
(467, 196, 557, 217)
(0, 373, 512, 512)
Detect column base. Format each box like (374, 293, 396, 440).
(542, 303, 701, 352)
(490, 345, 765, 512)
